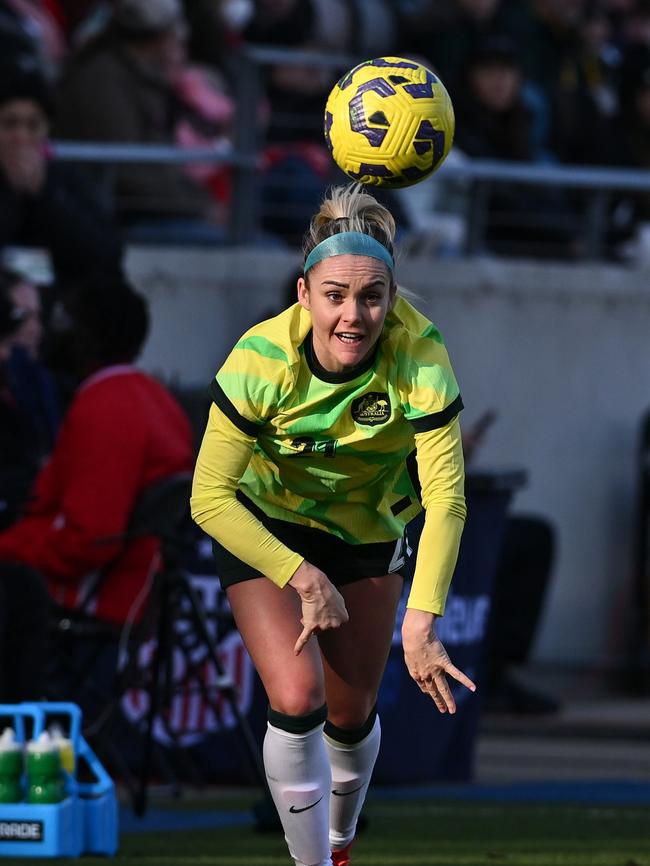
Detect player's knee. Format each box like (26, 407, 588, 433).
(270, 683, 326, 719)
(327, 699, 377, 732)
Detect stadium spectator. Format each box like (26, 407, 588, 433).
(243, 0, 314, 46)
(181, 0, 244, 73)
(0, 0, 67, 80)
(243, 0, 402, 246)
(514, 0, 588, 101)
(453, 35, 579, 257)
(0, 2, 41, 74)
(0, 67, 123, 284)
(172, 60, 235, 224)
(0, 275, 194, 625)
(454, 36, 548, 161)
(241, 0, 338, 245)
(244, 0, 397, 57)
(4, 269, 59, 450)
(396, 0, 528, 94)
(613, 0, 650, 51)
(547, 3, 620, 166)
(0, 268, 59, 529)
(55, 0, 227, 239)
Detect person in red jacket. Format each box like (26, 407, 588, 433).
(0, 275, 193, 700)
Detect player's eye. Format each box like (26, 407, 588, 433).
(326, 291, 343, 302)
(364, 293, 381, 304)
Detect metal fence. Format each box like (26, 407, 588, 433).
(50, 45, 650, 260)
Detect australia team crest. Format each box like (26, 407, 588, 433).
(351, 392, 391, 426)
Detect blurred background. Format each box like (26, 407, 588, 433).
(1, 0, 650, 807)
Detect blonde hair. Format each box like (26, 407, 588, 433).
(302, 184, 396, 268)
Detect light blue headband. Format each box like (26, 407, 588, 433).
(303, 231, 394, 274)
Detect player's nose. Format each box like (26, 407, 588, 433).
(341, 299, 362, 323)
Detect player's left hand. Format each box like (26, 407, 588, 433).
(402, 608, 476, 713)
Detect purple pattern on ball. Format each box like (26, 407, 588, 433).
(348, 163, 394, 179)
(403, 69, 439, 99)
(404, 82, 434, 99)
(413, 120, 446, 166)
(368, 58, 419, 70)
(339, 57, 420, 90)
(349, 78, 395, 147)
(402, 165, 431, 182)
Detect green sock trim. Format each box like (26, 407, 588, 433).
(324, 706, 378, 745)
(267, 704, 327, 734)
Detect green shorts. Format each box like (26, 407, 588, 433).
(212, 493, 409, 590)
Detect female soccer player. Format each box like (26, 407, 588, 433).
(191, 183, 475, 866)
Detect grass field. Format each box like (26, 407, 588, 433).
(11, 793, 650, 866)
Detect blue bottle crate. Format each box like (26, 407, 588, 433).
(0, 797, 84, 857)
(0, 702, 118, 858)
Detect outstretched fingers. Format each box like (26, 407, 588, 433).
(433, 675, 455, 713)
(413, 664, 477, 714)
(415, 674, 455, 713)
(445, 662, 477, 694)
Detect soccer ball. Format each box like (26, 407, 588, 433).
(324, 57, 455, 188)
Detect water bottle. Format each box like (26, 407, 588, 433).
(0, 728, 23, 803)
(26, 731, 65, 804)
(48, 724, 75, 776)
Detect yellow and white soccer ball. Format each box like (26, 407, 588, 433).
(324, 56, 455, 188)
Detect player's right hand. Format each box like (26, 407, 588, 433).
(402, 608, 476, 713)
(289, 561, 349, 655)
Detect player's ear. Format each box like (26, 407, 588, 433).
(297, 276, 311, 311)
(388, 280, 397, 308)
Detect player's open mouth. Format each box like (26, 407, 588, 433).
(336, 333, 364, 344)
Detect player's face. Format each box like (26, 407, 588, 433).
(298, 254, 395, 373)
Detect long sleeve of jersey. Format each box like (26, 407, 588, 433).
(191, 404, 304, 586)
(407, 415, 466, 615)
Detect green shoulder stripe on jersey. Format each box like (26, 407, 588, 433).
(421, 323, 444, 343)
(210, 379, 262, 437)
(234, 335, 290, 366)
(410, 393, 464, 433)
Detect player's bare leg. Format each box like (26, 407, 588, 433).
(227, 577, 330, 866)
(318, 574, 403, 858)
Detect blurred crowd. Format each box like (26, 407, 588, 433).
(1, 0, 650, 258)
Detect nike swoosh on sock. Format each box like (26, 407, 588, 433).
(332, 785, 364, 796)
(289, 796, 323, 813)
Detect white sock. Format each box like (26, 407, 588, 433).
(324, 714, 381, 851)
(263, 719, 331, 866)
